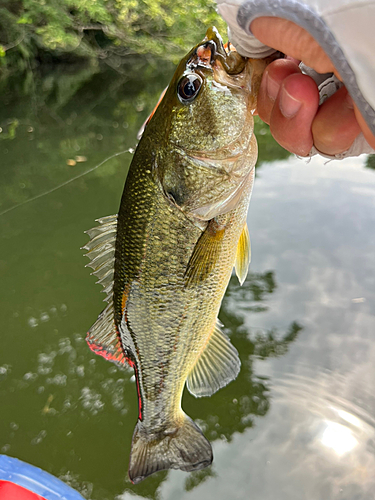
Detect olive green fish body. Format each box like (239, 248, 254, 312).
(84, 27, 267, 484)
(115, 140, 254, 420)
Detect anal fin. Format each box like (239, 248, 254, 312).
(187, 320, 240, 398)
(235, 223, 251, 285)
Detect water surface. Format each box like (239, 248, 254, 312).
(1, 62, 375, 500)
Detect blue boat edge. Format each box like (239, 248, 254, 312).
(0, 455, 85, 500)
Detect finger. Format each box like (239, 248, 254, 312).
(257, 59, 301, 124)
(353, 105, 375, 150)
(269, 73, 320, 156)
(312, 87, 362, 155)
(251, 17, 336, 76)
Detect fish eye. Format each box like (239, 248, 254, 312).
(177, 74, 202, 103)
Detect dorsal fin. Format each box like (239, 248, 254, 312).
(86, 304, 128, 366)
(83, 215, 130, 367)
(186, 320, 240, 398)
(83, 215, 117, 303)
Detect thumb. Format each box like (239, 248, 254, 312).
(251, 17, 336, 76)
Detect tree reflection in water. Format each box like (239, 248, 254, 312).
(366, 154, 375, 170)
(170, 271, 302, 490)
(131, 271, 302, 497)
(0, 56, 303, 500)
(178, 271, 301, 491)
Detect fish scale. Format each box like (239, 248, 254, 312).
(84, 26, 269, 484)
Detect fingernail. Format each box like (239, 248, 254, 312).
(279, 86, 302, 118)
(285, 56, 301, 65)
(266, 73, 279, 101)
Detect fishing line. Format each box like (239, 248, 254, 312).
(0, 148, 135, 217)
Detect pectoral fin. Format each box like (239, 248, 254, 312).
(184, 219, 225, 287)
(235, 223, 251, 285)
(187, 320, 240, 398)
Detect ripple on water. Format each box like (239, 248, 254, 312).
(266, 367, 375, 496)
(181, 364, 375, 500)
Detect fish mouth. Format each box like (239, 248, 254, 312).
(187, 26, 247, 76)
(186, 26, 254, 102)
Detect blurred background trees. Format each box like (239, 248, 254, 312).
(0, 0, 226, 74)
(0, 0, 290, 218)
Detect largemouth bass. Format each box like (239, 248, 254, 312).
(84, 27, 268, 484)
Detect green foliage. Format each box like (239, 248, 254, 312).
(0, 0, 227, 71)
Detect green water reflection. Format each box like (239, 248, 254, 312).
(0, 59, 294, 498)
(1, 58, 375, 500)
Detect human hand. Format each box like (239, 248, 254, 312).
(252, 17, 375, 157)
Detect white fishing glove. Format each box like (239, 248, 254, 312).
(301, 68, 375, 159)
(216, 0, 375, 159)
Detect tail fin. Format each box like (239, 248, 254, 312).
(128, 414, 213, 484)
